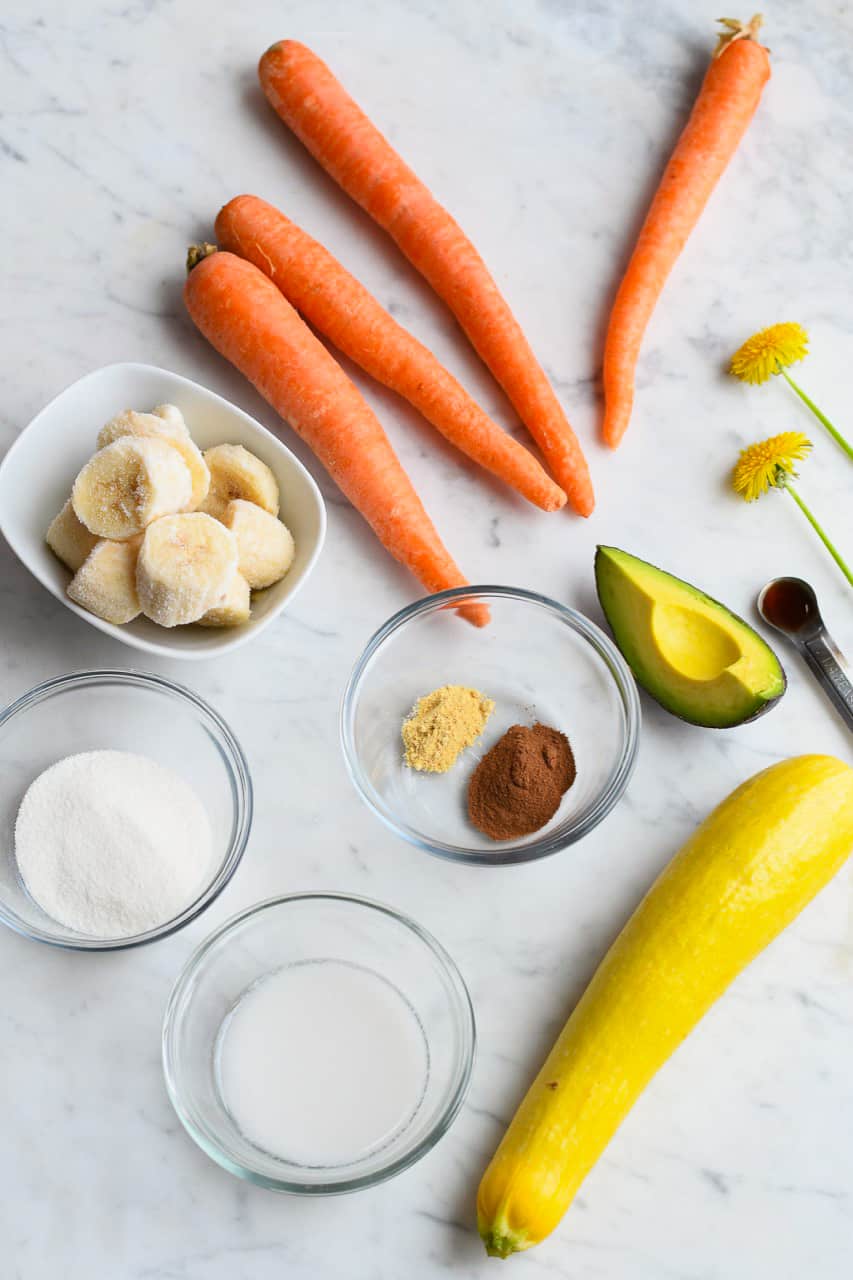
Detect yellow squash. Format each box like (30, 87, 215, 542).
(477, 754, 853, 1258)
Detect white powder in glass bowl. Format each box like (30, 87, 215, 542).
(14, 750, 213, 938)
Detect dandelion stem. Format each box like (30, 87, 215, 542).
(785, 483, 853, 588)
(780, 368, 853, 461)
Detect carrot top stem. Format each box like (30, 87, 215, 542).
(714, 14, 765, 58)
(187, 242, 219, 273)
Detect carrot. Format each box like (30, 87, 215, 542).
(602, 16, 771, 448)
(184, 249, 488, 624)
(216, 194, 567, 514)
(258, 40, 594, 518)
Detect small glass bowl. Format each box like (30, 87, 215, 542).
(0, 669, 252, 950)
(341, 586, 640, 866)
(162, 893, 476, 1194)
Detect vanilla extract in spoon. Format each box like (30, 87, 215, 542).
(758, 577, 853, 732)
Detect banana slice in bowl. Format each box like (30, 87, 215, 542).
(224, 500, 295, 590)
(137, 513, 238, 627)
(0, 362, 326, 659)
(67, 537, 142, 625)
(46, 498, 98, 572)
(201, 444, 280, 518)
(72, 437, 192, 539)
(199, 572, 252, 627)
(98, 407, 210, 512)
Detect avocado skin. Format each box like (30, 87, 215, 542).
(594, 546, 786, 729)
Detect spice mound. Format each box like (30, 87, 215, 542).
(402, 684, 495, 773)
(468, 723, 576, 840)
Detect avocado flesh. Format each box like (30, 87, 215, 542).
(595, 546, 786, 728)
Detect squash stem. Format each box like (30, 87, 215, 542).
(480, 1227, 527, 1260)
(478, 1208, 530, 1259)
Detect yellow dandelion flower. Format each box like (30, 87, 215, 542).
(731, 432, 852, 588)
(732, 431, 812, 502)
(729, 323, 852, 459)
(730, 323, 809, 385)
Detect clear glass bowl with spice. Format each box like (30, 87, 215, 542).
(341, 587, 641, 865)
(0, 669, 252, 950)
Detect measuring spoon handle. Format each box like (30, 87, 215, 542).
(799, 630, 853, 732)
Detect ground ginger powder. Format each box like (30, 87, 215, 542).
(402, 685, 495, 773)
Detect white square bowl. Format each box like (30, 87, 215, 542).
(0, 363, 326, 659)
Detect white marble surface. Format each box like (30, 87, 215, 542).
(2, 1, 852, 1275)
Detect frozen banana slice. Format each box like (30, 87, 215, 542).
(46, 498, 98, 571)
(198, 572, 251, 627)
(98, 407, 209, 512)
(67, 537, 141, 624)
(72, 437, 192, 539)
(137, 512, 238, 627)
(202, 444, 279, 517)
(224, 499, 295, 590)
(196, 492, 230, 523)
(98, 406, 190, 447)
(152, 404, 190, 433)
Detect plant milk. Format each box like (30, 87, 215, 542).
(217, 960, 429, 1167)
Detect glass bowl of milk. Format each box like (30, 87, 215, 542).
(162, 892, 476, 1192)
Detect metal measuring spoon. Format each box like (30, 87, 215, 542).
(758, 577, 853, 732)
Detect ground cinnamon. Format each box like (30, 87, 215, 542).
(468, 723, 575, 840)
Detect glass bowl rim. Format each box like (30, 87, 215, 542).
(0, 667, 253, 952)
(161, 890, 477, 1195)
(340, 585, 641, 866)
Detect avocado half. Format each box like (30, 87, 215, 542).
(595, 546, 786, 728)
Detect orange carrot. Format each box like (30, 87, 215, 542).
(602, 16, 771, 448)
(184, 249, 487, 622)
(216, 194, 567, 514)
(258, 40, 594, 518)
